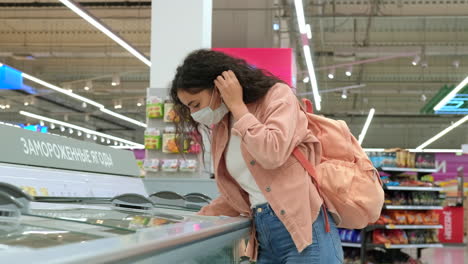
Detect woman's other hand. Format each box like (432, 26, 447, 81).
(214, 70, 249, 121)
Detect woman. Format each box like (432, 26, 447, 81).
(170, 49, 343, 264)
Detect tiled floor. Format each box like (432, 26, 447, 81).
(419, 246, 467, 264)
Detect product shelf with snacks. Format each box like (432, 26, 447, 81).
(144, 88, 206, 179)
(341, 149, 445, 264)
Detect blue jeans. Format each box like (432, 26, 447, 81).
(253, 203, 344, 264)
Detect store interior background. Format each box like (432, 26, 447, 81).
(0, 0, 467, 263)
(0, 0, 466, 149)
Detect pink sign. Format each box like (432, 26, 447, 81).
(212, 48, 294, 87)
(433, 153, 468, 181)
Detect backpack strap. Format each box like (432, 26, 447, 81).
(301, 98, 314, 114)
(292, 148, 330, 233)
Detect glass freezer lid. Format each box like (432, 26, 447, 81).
(29, 207, 182, 232)
(0, 216, 105, 250)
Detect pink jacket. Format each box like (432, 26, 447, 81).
(198, 83, 323, 260)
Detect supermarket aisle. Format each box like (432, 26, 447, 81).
(420, 246, 467, 264)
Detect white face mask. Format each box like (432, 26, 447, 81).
(191, 90, 229, 126)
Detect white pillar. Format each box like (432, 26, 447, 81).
(147, 0, 212, 179)
(150, 0, 212, 91)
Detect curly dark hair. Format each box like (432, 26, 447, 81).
(170, 49, 284, 156)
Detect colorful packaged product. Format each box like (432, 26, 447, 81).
(184, 132, 202, 154)
(161, 159, 179, 172)
(415, 153, 436, 169)
(162, 127, 179, 153)
(144, 128, 162, 150)
(143, 159, 160, 172)
(373, 229, 390, 244)
(163, 99, 180, 123)
(392, 211, 408, 225)
(179, 159, 197, 172)
(146, 96, 164, 118)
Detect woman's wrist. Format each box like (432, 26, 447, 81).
(230, 103, 249, 121)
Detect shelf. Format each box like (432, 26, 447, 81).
(370, 224, 443, 230)
(381, 167, 438, 173)
(341, 242, 361, 248)
(384, 205, 443, 210)
(384, 186, 443, 192)
(369, 243, 443, 249)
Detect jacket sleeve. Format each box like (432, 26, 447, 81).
(197, 195, 241, 217)
(231, 87, 303, 170)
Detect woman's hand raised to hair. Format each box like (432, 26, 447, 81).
(214, 70, 249, 121)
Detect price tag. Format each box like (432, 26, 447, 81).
(387, 224, 396, 229)
(384, 242, 391, 248)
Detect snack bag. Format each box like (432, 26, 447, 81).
(143, 159, 160, 172)
(179, 159, 197, 172)
(408, 231, 418, 244)
(373, 230, 389, 244)
(388, 230, 400, 244)
(162, 127, 179, 153)
(147, 96, 164, 118)
(406, 211, 416, 225)
(400, 230, 409, 244)
(430, 211, 439, 225)
(375, 214, 394, 225)
(163, 101, 180, 123)
(161, 159, 179, 172)
(425, 230, 434, 243)
(414, 213, 425, 225)
(393, 211, 408, 225)
(144, 129, 162, 150)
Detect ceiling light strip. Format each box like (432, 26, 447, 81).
(100, 108, 147, 128)
(303, 45, 321, 110)
(433, 76, 468, 111)
(22, 73, 104, 109)
(294, 0, 307, 34)
(22, 71, 147, 128)
(59, 0, 151, 67)
(294, 0, 321, 111)
(358, 108, 376, 145)
(416, 115, 468, 150)
(19, 111, 144, 148)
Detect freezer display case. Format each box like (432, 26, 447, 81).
(0, 124, 250, 263)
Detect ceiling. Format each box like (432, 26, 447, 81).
(0, 0, 466, 149)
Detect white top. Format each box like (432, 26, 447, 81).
(226, 118, 268, 208)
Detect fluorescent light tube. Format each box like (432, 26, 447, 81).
(100, 108, 147, 128)
(22, 73, 104, 109)
(19, 111, 144, 148)
(358, 108, 375, 145)
(303, 45, 321, 111)
(22, 71, 147, 128)
(294, 0, 307, 34)
(294, 1, 321, 111)
(305, 24, 312, 39)
(433, 76, 468, 111)
(59, 0, 151, 67)
(416, 115, 468, 150)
